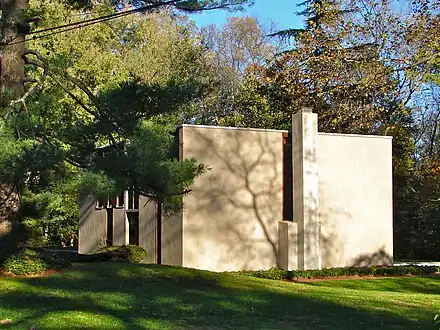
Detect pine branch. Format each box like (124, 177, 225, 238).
(268, 28, 306, 39)
(23, 50, 126, 156)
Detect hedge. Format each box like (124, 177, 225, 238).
(233, 265, 440, 281)
(96, 244, 148, 263)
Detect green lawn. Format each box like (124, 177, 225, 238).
(0, 263, 439, 329)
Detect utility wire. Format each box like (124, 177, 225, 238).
(27, 2, 161, 36)
(23, 10, 134, 44)
(0, 1, 235, 48)
(0, 0, 178, 47)
(2, 12, 133, 47)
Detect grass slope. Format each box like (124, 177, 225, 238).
(0, 262, 439, 329)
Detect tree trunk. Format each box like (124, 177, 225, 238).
(0, 0, 27, 103)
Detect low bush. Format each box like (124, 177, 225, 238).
(1, 248, 71, 276)
(2, 249, 47, 275)
(95, 245, 147, 263)
(234, 265, 440, 281)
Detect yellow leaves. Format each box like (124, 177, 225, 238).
(422, 157, 440, 177)
(431, 165, 440, 176)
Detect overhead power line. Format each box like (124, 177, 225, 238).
(0, 0, 179, 48)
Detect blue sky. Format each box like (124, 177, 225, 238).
(189, 0, 305, 30)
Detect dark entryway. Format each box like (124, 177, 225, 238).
(127, 212, 139, 245)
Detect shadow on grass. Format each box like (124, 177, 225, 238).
(0, 263, 437, 329)
(304, 275, 440, 295)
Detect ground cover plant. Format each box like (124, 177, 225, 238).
(0, 248, 70, 276)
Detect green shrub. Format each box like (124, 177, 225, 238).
(96, 245, 119, 253)
(1, 248, 71, 275)
(23, 218, 47, 248)
(2, 249, 47, 275)
(96, 245, 147, 263)
(238, 268, 289, 280)
(233, 265, 440, 281)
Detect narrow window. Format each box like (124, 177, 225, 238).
(156, 201, 162, 264)
(106, 208, 113, 246)
(283, 133, 294, 221)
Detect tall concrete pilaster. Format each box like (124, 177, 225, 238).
(78, 195, 106, 254)
(112, 208, 126, 246)
(292, 108, 320, 270)
(138, 196, 156, 263)
(121, 191, 130, 244)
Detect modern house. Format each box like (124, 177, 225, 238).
(78, 108, 394, 271)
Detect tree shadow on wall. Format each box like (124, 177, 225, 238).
(351, 247, 393, 267)
(180, 124, 392, 271)
(181, 127, 350, 271)
(183, 127, 284, 270)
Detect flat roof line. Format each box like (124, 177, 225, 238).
(178, 124, 289, 134)
(177, 125, 392, 139)
(318, 132, 393, 139)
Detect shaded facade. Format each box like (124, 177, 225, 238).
(79, 109, 393, 271)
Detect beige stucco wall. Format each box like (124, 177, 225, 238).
(180, 125, 285, 272)
(317, 133, 393, 267)
(78, 116, 394, 271)
(292, 110, 320, 270)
